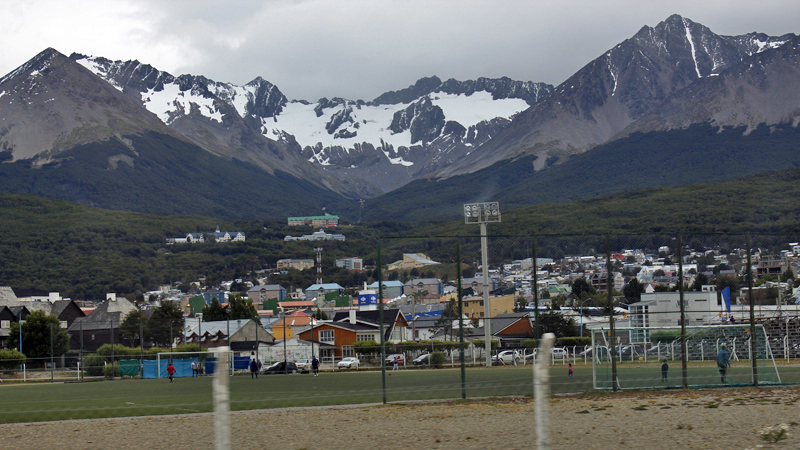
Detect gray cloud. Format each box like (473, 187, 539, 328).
(1, 0, 798, 102)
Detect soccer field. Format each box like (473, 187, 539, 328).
(1, 363, 797, 424)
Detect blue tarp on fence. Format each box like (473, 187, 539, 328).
(141, 358, 193, 379)
(205, 355, 249, 375)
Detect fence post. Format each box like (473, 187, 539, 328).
(456, 237, 466, 399)
(50, 322, 54, 383)
(110, 319, 115, 380)
(606, 236, 617, 391)
(535, 333, 556, 449)
(532, 237, 540, 340)
(678, 234, 688, 389)
(213, 346, 230, 450)
(378, 237, 387, 404)
(747, 234, 758, 386)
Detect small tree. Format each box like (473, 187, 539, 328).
(571, 278, 596, 299)
(202, 297, 228, 321)
(312, 308, 329, 320)
(431, 298, 459, 341)
(228, 293, 259, 320)
(6, 310, 70, 359)
(0, 349, 25, 372)
(120, 310, 149, 347)
(149, 301, 185, 347)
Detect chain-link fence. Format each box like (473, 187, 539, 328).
(2, 233, 799, 424)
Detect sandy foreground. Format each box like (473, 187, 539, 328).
(2, 386, 798, 450)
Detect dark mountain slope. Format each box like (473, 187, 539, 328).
(347, 122, 800, 223)
(0, 131, 345, 218)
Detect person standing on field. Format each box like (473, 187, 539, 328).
(249, 358, 259, 379)
(191, 360, 198, 377)
(312, 356, 320, 376)
(167, 362, 176, 382)
(661, 360, 669, 382)
(717, 344, 731, 383)
(568, 363, 573, 378)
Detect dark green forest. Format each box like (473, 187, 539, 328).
(1, 164, 799, 299)
(345, 123, 800, 222)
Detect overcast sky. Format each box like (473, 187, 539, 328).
(2, 0, 798, 102)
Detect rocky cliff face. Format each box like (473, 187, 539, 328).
(71, 54, 553, 194)
(433, 14, 795, 178)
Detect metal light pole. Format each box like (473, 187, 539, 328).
(464, 202, 500, 367)
(580, 298, 593, 337)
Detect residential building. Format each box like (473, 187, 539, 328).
(68, 297, 139, 352)
(284, 229, 345, 241)
(463, 294, 516, 319)
(304, 283, 345, 302)
(296, 309, 409, 361)
(387, 253, 441, 271)
(277, 259, 314, 271)
(468, 312, 536, 346)
(628, 291, 724, 343)
(183, 317, 274, 349)
(247, 285, 287, 302)
(403, 278, 444, 302)
(335, 257, 363, 271)
(213, 226, 245, 242)
(367, 281, 405, 300)
(287, 215, 339, 227)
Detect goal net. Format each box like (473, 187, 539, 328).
(151, 351, 214, 379)
(590, 324, 781, 390)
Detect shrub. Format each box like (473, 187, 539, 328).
(0, 349, 25, 372)
(430, 351, 446, 368)
(102, 362, 121, 378)
(82, 354, 107, 376)
(557, 337, 591, 347)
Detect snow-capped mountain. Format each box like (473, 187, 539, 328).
(70, 53, 552, 193)
(0, 48, 347, 218)
(616, 34, 800, 137)
(434, 14, 796, 179)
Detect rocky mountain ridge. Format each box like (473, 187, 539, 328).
(434, 14, 796, 178)
(71, 54, 553, 193)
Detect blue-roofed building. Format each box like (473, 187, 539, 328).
(368, 280, 405, 299)
(304, 283, 345, 302)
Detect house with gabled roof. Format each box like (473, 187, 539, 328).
(214, 225, 245, 243)
(68, 297, 139, 352)
(387, 253, 441, 271)
(468, 312, 535, 346)
(296, 308, 410, 361)
(183, 317, 274, 349)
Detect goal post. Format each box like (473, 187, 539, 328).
(153, 351, 213, 379)
(591, 324, 781, 390)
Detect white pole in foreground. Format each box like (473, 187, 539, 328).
(214, 347, 231, 450)
(535, 333, 556, 450)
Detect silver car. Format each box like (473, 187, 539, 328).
(337, 357, 360, 369)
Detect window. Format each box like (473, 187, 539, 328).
(0, 320, 9, 329)
(342, 345, 354, 357)
(319, 329, 334, 343)
(356, 334, 372, 342)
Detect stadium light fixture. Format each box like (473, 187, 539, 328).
(463, 202, 500, 367)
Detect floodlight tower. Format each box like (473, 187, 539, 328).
(464, 202, 501, 367)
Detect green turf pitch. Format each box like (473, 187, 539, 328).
(0, 363, 796, 424)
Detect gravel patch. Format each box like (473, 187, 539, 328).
(1, 386, 798, 449)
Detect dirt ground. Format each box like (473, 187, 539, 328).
(1, 386, 798, 450)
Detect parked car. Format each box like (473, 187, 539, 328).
(261, 361, 304, 375)
(491, 350, 520, 365)
(550, 347, 568, 360)
(295, 359, 311, 371)
(386, 354, 405, 365)
(413, 353, 431, 365)
(337, 357, 360, 369)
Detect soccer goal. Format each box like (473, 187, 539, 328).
(153, 351, 214, 379)
(590, 324, 782, 390)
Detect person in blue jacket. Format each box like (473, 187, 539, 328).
(717, 344, 730, 383)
